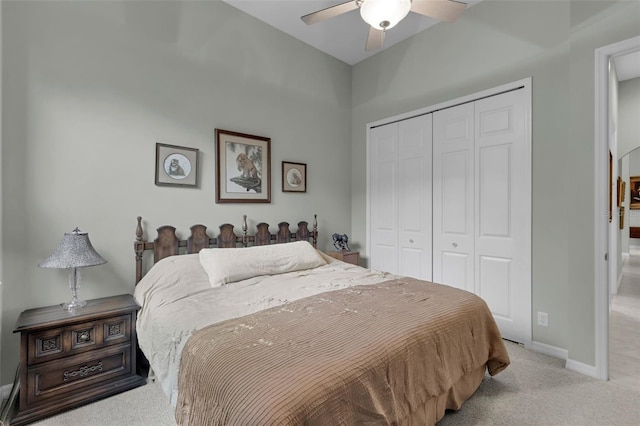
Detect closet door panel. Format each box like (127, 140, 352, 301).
(442, 252, 471, 290)
(478, 255, 511, 317)
(478, 145, 511, 237)
(398, 114, 432, 280)
(441, 150, 471, 233)
(433, 103, 474, 291)
(475, 89, 530, 344)
(370, 123, 399, 274)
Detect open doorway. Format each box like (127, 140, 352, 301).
(613, 148, 640, 386)
(595, 36, 640, 381)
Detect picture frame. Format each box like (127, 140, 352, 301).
(609, 152, 612, 222)
(282, 161, 307, 193)
(620, 206, 625, 230)
(617, 176, 625, 206)
(215, 129, 271, 203)
(155, 143, 198, 187)
(630, 176, 640, 210)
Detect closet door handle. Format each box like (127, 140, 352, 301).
(452, 242, 458, 248)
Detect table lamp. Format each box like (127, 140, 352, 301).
(38, 228, 107, 311)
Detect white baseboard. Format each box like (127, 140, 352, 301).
(612, 252, 628, 295)
(565, 358, 599, 378)
(531, 341, 600, 378)
(530, 340, 568, 360)
(1, 383, 11, 400)
(613, 271, 623, 295)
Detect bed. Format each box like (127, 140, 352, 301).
(132, 215, 510, 425)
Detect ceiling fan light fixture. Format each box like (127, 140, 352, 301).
(360, 0, 411, 31)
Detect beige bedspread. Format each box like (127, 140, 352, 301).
(176, 277, 509, 425)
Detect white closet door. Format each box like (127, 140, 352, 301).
(398, 114, 433, 280)
(370, 122, 399, 274)
(433, 103, 475, 292)
(474, 89, 531, 344)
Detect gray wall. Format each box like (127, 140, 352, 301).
(0, 1, 3, 381)
(619, 77, 640, 158)
(0, 1, 352, 383)
(351, 0, 640, 366)
(610, 60, 621, 302)
(619, 77, 640, 278)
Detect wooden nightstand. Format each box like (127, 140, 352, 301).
(11, 294, 146, 425)
(326, 250, 360, 266)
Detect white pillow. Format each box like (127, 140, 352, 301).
(199, 240, 327, 287)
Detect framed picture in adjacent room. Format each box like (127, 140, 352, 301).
(617, 176, 625, 206)
(630, 176, 640, 210)
(215, 129, 271, 203)
(282, 161, 307, 193)
(155, 143, 198, 187)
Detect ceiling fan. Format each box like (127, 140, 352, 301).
(301, 0, 467, 51)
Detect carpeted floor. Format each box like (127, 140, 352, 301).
(438, 342, 640, 425)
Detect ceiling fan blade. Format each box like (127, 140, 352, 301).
(411, 0, 467, 23)
(301, 1, 359, 25)
(365, 27, 385, 51)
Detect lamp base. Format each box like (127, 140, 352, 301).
(64, 267, 86, 311)
(63, 299, 87, 311)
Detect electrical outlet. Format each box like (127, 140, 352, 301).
(537, 312, 549, 327)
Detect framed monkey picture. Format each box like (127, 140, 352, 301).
(215, 129, 271, 203)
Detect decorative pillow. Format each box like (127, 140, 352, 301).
(199, 241, 327, 287)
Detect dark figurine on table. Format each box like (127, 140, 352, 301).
(332, 233, 350, 251)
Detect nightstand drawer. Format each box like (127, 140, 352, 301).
(25, 343, 133, 406)
(27, 314, 132, 365)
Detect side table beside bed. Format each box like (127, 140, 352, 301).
(11, 294, 146, 425)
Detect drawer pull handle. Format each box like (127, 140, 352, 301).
(63, 361, 103, 382)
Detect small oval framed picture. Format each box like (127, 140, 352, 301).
(282, 161, 306, 193)
(155, 143, 199, 187)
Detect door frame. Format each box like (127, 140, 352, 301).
(366, 78, 532, 345)
(594, 35, 640, 381)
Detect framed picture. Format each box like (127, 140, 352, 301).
(620, 206, 625, 230)
(617, 177, 625, 206)
(215, 129, 271, 203)
(609, 152, 612, 222)
(282, 161, 307, 193)
(630, 176, 640, 210)
(155, 143, 198, 187)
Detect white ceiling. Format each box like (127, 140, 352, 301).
(223, 0, 481, 65)
(223, 1, 640, 78)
